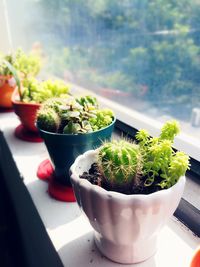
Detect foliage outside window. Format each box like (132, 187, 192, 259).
(3, 0, 200, 139)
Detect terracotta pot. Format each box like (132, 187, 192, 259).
(0, 75, 16, 108)
(12, 89, 41, 132)
(70, 150, 186, 264)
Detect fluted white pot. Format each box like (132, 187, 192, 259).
(70, 150, 185, 264)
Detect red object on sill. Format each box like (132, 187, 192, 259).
(14, 124, 43, 143)
(190, 247, 200, 267)
(37, 159, 76, 202)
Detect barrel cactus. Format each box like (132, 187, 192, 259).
(98, 140, 142, 187)
(37, 107, 61, 133)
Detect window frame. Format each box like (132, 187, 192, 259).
(1, 0, 200, 237)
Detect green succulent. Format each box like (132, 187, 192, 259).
(40, 80, 71, 99)
(14, 48, 41, 78)
(36, 95, 114, 134)
(159, 120, 180, 141)
(136, 120, 190, 189)
(98, 140, 142, 187)
(0, 48, 41, 77)
(76, 95, 98, 109)
(21, 78, 70, 103)
(63, 121, 82, 134)
(89, 109, 114, 131)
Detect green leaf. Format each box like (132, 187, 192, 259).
(2, 59, 22, 101)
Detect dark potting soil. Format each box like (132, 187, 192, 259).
(80, 163, 162, 195)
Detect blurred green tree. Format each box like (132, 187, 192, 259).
(38, 0, 200, 119)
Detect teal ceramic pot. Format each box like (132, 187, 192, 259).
(37, 118, 116, 186)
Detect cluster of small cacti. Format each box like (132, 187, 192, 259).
(37, 95, 114, 134)
(97, 120, 190, 190)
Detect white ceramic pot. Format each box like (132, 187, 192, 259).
(70, 150, 186, 264)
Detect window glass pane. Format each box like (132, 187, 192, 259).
(2, 0, 200, 155)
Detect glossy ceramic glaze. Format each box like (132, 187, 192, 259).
(70, 150, 186, 264)
(0, 76, 16, 108)
(38, 118, 115, 185)
(12, 89, 41, 132)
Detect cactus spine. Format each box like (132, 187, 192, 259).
(98, 140, 141, 187)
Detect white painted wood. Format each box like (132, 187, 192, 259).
(0, 0, 13, 52)
(0, 111, 199, 267)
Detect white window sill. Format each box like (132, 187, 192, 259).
(1, 112, 199, 267)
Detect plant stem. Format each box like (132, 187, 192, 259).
(2, 59, 23, 101)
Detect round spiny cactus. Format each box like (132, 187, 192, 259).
(98, 140, 142, 187)
(37, 107, 61, 133)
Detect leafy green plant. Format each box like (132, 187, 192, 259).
(0, 59, 23, 101)
(135, 120, 190, 189)
(21, 78, 70, 103)
(0, 48, 41, 77)
(0, 48, 41, 101)
(14, 48, 41, 78)
(97, 120, 190, 191)
(37, 95, 114, 134)
(0, 53, 15, 76)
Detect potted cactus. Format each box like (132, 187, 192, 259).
(12, 78, 70, 141)
(36, 95, 115, 201)
(70, 120, 190, 264)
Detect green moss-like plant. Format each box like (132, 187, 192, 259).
(136, 120, 190, 189)
(36, 95, 114, 134)
(14, 48, 41, 78)
(97, 120, 190, 191)
(21, 78, 70, 103)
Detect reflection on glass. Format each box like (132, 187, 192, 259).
(3, 0, 200, 139)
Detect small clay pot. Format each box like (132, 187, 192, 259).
(0, 75, 16, 108)
(12, 89, 41, 132)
